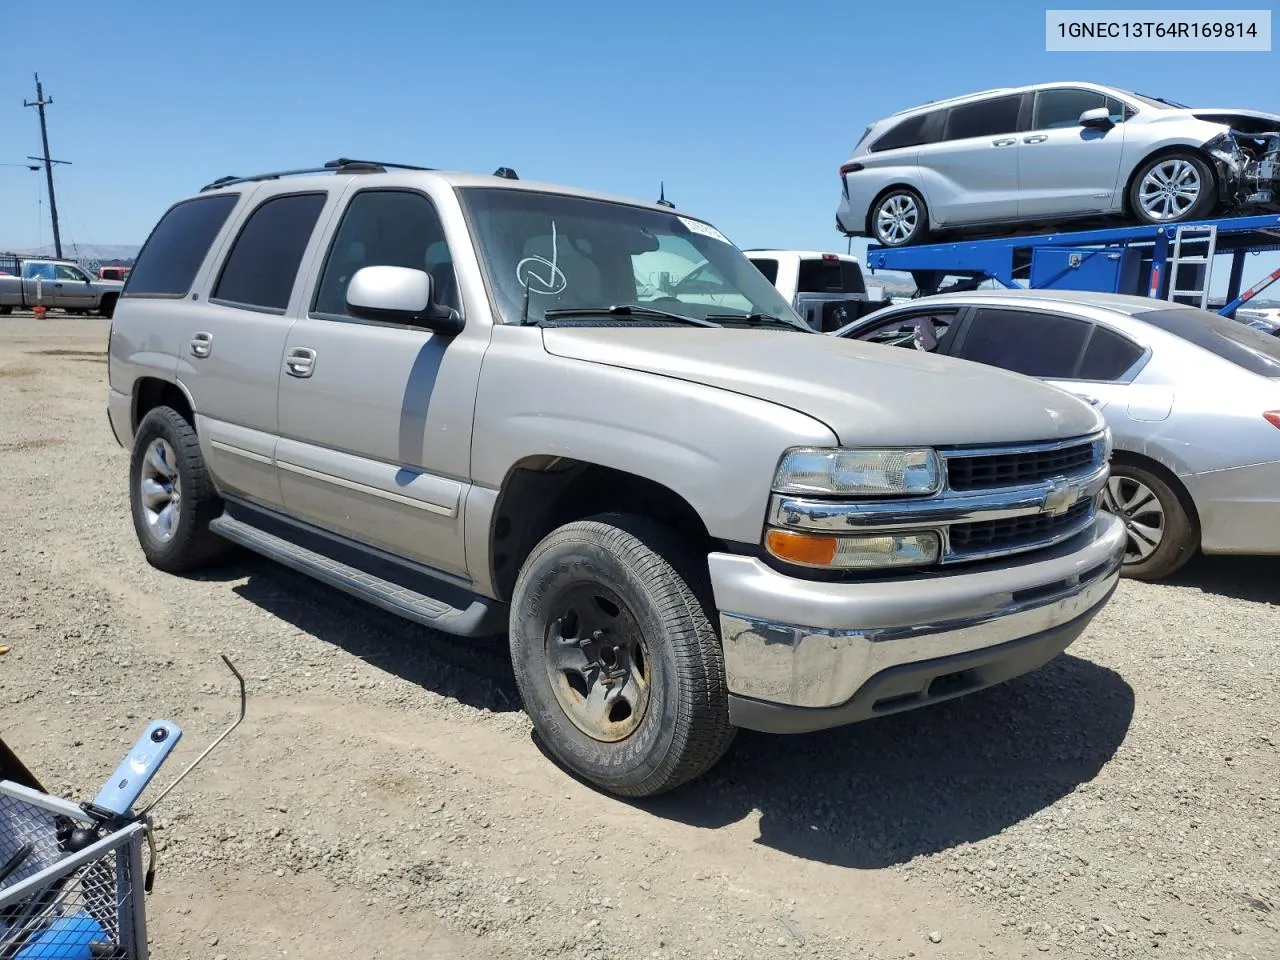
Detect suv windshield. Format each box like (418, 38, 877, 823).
(1136, 305, 1280, 377)
(457, 187, 810, 331)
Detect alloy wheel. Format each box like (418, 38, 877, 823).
(139, 438, 182, 543)
(1102, 475, 1165, 563)
(875, 194, 919, 245)
(1138, 159, 1202, 221)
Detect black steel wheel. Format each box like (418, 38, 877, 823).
(508, 513, 735, 797)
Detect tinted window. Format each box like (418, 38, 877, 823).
(1137, 306, 1280, 377)
(124, 194, 238, 297)
(748, 258, 779, 285)
(1078, 325, 1144, 379)
(956, 308, 1091, 377)
(1033, 88, 1126, 129)
(944, 95, 1022, 140)
(212, 192, 326, 312)
(312, 189, 459, 319)
(870, 110, 943, 152)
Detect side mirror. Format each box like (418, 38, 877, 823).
(345, 265, 462, 334)
(1079, 107, 1114, 130)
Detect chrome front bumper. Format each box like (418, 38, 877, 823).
(710, 511, 1127, 732)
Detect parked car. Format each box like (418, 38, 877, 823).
(98, 265, 131, 282)
(836, 81, 1280, 247)
(106, 158, 1125, 797)
(830, 288, 1280, 580)
(740, 249, 891, 331)
(0, 257, 123, 317)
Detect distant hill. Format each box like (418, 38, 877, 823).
(8, 244, 140, 262)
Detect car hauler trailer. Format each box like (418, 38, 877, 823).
(863, 213, 1280, 319)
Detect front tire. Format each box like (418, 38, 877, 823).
(98, 295, 118, 320)
(129, 406, 232, 573)
(509, 513, 736, 798)
(1128, 152, 1217, 225)
(1101, 461, 1197, 581)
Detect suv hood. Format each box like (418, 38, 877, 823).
(541, 327, 1103, 446)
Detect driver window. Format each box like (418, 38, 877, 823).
(312, 189, 459, 319)
(55, 264, 84, 282)
(1032, 88, 1126, 129)
(861, 311, 956, 352)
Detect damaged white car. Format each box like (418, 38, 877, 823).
(836, 81, 1280, 246)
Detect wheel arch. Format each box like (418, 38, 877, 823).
(488, 456, 717, 605)
(133, 376, 196, 433)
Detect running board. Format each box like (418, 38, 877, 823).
(208, 514, 505, 637)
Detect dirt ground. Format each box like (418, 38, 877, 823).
(1, 315, 1277, 960)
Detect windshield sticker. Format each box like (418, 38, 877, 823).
(677, 217, 730, 245)
(516, 219, 568, 296)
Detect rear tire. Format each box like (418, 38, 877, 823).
(129, 406, 233, 573)
(1101, 460, 1197, 581)
(508, 513, 736, 797)
(868, 187, 930, 247)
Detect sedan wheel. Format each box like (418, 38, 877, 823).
(1098, 461, 1197, 581)
(1104, 475, 1164, 563)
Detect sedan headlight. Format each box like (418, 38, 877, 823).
(773, 447, 941, 496)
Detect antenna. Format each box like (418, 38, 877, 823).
(656, 181, 675, 208)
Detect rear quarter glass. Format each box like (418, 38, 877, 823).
(125, 193, 240, 298)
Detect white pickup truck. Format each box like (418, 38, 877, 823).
(0, 256, 124, 317)
(742, 249, 890, 332)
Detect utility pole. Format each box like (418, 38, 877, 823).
(24, 73, 68, 260)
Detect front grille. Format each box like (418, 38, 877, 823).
(949, 499, 1093, 555)
(946, 441, 1097, 491)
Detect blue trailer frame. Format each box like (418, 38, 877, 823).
(863, 213, 1280, 318)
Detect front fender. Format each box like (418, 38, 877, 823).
(470, 327, 837, 546)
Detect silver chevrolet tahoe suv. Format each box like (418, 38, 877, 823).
(106, 158, 1127, 797)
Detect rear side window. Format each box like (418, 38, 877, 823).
(944, 95, 1023, 140)
(1137, 306, 1280, 377)
(748, 258, 779, 285)
(212, 192, 327, 313)
(869, 110, 943, 152)
(124, 194, 239, 297)
(955, 308, 1091, 378)
(1077, 325, 1144, 380)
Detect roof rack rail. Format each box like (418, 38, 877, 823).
(199, 157, 434, 193)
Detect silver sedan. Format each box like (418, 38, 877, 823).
(830, 289, 1280, 581)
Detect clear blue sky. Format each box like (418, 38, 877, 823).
(1, 0, 1276, 296)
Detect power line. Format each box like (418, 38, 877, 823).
(23, 72, 70, 260)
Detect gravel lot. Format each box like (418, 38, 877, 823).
(1, 315, 1277, 960)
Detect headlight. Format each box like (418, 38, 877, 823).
(773, 447, 941, 496)
(765, 529, 941, 570)
(1098, 426, 1113, 463)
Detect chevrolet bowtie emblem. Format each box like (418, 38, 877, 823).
(1042, 478, 1082, 517)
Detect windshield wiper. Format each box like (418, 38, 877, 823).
(537, 304, 723, 328)
(704, 312, 811, 332)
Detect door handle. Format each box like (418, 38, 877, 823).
(189, 332, 213, 359)
(1024, 135, 1048, 144)
(992, 138, 1016, 147)
(285, 347, 316, 378)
